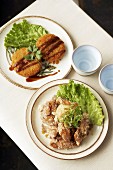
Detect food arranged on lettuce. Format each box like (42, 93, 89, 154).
(39, 80, 104, 149)
(4, 20, 66, 82)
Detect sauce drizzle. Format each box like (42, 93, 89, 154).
(26, 70, 60, 82)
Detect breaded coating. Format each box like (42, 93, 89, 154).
(11, 48, 42, 77)
(36, 34, 66, 64)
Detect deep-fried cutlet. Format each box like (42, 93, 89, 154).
(10, 48, 42, 77)
(36, 34, 66, 64)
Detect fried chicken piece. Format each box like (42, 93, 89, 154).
(58, 123, 71, 142)
(39, 102, 51, 117)
(74, 113, 91, 146)
(10, 48, 42, 77)
(50, 139, 76, 149)
(42, 124, 58, 139)
(41, 115, 56, 126)
(36, 34, 66, 64)
(48, 96, 59, 112)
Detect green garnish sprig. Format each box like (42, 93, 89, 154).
(24, 45, 42, 61)
(37, 61, 56, 76)
(60, 106, 83, 128)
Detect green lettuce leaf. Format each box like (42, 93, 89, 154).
(4, 19, 48, 48)
(57, 80, 104, 126)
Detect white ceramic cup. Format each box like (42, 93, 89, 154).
(72, 45, 102, 76)
(99, 64, 113, 94)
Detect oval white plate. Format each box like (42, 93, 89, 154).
(26, 79, 109, 160)
(0, 16, 73, 90)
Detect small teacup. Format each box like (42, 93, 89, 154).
(72, 45, 102, 76)
(99, 64, 113, 94)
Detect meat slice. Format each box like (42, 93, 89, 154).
(74, 113, 91, 146)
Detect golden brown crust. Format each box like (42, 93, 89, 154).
(11, 48, 28, 66)
(17, 60, 42, 77)
(36, 34, 65, 64)
(11, 48, 42, 77)
(10, 34, 65, 78)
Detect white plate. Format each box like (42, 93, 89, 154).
(0, 16, 73, 90)
(26, 79, 109, 160)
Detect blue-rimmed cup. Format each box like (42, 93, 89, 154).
(72, 45, 102, 76)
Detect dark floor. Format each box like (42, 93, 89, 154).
(1, 0, 113, 170)
(79, 0, 113, 37)
(0, 128, 37, 170)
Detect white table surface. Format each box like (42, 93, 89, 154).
(0, 0, 113, 170)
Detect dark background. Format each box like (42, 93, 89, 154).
(0, 0, 36, 26)
(1, 0, 113, 170)
(79, 0, 113, 37)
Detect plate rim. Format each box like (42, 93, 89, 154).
(26, 78, 109, 160)
(0, 15, 74, 90)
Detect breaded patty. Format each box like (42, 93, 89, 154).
(11, 48, 42, 77)
(36, 34, 66, 64)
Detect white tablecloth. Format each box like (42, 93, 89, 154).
(0, 0, 113, 170)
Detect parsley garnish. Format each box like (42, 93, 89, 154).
(24, 45, 42, 61)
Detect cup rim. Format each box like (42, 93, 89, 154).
(99, 64, 113, 92)
(72, 45, 102, 74)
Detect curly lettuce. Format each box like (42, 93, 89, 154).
(4, 19, 48, 48)
(57, 80, 104, 126)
